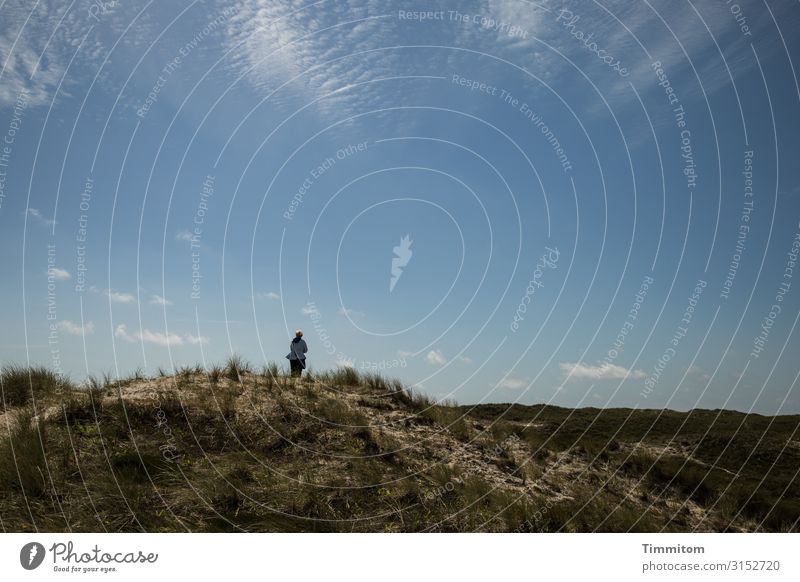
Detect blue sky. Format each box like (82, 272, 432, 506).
(1, 0, 800, 414)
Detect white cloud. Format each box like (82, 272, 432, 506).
(687, 365, 710, 381)
(116, 324, 203, 347)
(109, 291, 136, 304)
(175, 231, 195, 243)
(425, 349, 446, 365)
(48, 267, 71, 280)
(559, 362, 647, 381)
(106, 290, 136, 304)
(1, 2, 89, 107)
(137, 329, 183, 347)
(149, 294, 173, 306)
(498, 376, 529, 390)
(338, 305, 364, 318)
(456, 355, 472, 364)
(0, 0, 146, 109)
(222, 0, 420, 120)
(220, 0, 543, 126)
(26, 208, 55, 226)
(114, 325, 134, 342)
(91, 286, 135, 303)
(257, 291, 281, 301)
(397, 350, 414, 358)
(57, 320, 94, 336)
(335, 358, 355, 368)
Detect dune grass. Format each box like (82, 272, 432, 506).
(1, 364, 74, 411)
(1, 360, 798, 532)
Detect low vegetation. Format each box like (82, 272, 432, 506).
(1, 361, 798, 532)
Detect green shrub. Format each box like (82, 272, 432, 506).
(364, 373, 388, 391)
(208, 365, 223, 385)
(329, 366, 360, 386)
(0, 410, 49, 496)
(314, 398, 367, 427)
(225, 355, 251, 382)
(1, 364, 73, 410)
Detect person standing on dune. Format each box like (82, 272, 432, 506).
(286, 329, 308, 378)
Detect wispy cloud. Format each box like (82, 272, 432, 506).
(135, 328, 183, 347)
(48, 267, 70, 280)
(0, 0, 147, 108)
(559, 361, 647, 381)
(0, 1, 76, 107)
(107, 290, 136, 304)
(149, 294, 173, 306)
(57, 320, 94, 336)
(115, 324, 205, 347)
(687, 365, 710, 381)
(26, 208, 55, 226)
(498, 375, 529, 390)
(90, 286, 136, 304)
(220, 0, 549, 124)
(257, 291, 281, 301)
(425, 349, 446, 365)
(222, 0, 424, 120)
(338, 305, 364, 318)
(175, 231, 195, 243)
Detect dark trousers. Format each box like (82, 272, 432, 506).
(290, 359, 304, 377)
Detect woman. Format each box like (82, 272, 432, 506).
(286, 329, 308, 377)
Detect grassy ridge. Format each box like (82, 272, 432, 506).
(463, 403, 800, 531)
(1, 361, 798, 532)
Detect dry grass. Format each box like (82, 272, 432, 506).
(1, 359, 798, 532)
